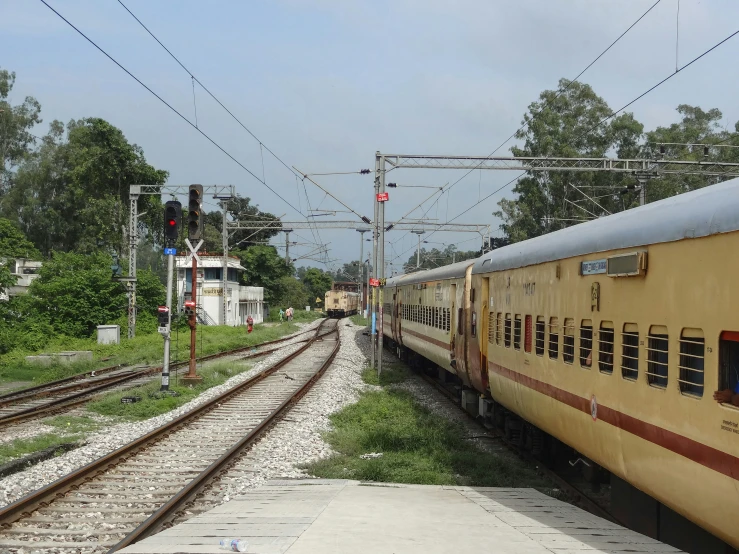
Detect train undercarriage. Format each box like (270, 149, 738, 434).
(382, 336, 737, 554)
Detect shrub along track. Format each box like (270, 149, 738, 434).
(0, 326, 321, 429)
(0, 318, 340, 553)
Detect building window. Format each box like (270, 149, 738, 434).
(496, 312, 503, 345)
(647, 326, 669, 388)
(227, 268, 238, 282)
(514, 315, 522, 350)
(535, 317, 545, 356)
(719, 332, 739, 399)
(679, 329, 704, 398)
(548, 317, 559, 359)
(621, 324, 639, 380)
(488, 312, 495, 344)
(524, 315, 532, 353)
(504, 314, 512, 348)
(599, 322, 614, 374)
(204, 268, 222, 281)
(563, 318, 575, 363)
(580, 320, 593, 368)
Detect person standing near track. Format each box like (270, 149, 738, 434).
(279, 308, 285, 323)
(246, 315, 254, 334)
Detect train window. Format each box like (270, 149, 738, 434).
(504, 314, 512, 348)
(445, 308, 451, 332)
(678, 328, 704, 398)
(524, 315, 532, 353)
(433, 308, 439, 329)
(471, 311, 477, 338)
(548, 317, 559, 359)
(719, 332, 739, 400)
(535, 317, 545, 356)
(458, 308, 463, 335)
(496, 313, 503, 345)
(513, 315, 522, 350)
(599, 322, 614, 374)
(563, 319, 575, 363)
(488, 312, 496, 344)
(580, 320, 593, 368)
(621, 324, 639, 381)
(647, 325, 669, 388)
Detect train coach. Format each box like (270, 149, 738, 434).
(383, 179, 739, 553)
(325, 290, 359, 318)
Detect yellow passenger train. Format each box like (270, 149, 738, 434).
(383, 180, 739, 553)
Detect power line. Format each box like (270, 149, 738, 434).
(391, 25, 739, 263)
(389, 0, 663, 247)
(39, 0, 303, 216)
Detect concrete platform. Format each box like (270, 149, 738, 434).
(118, 480, 683, 553)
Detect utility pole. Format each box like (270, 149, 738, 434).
(284, 229, 293, 266)
(127, 185, 141, 338)
(371, 155, 380, 371)
(356, 229, 368, 316)
(184, 185, 204, 385)
(412, 230, 425, 269)
(215, 193, 234, 326)
(377, 153, 386, 378)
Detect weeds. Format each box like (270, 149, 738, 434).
(0, 434, 79, 465)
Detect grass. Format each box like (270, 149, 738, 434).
(350, 314, 369, 326)
(42, 415, 105, 434)
(305, 364, 550, 488)
(0, 322, 303, 387)
(361, 363, 409, 386)
(0, 433, 79, 465)
(86, 359, 254, 421)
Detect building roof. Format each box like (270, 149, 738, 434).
(472, 177, 739, 274)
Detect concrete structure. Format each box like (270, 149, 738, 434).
(97, 325, 121, 345)
(176, 254, 264, 326)
(25, 351, 93, 366)
(0, 258, 42, 300)
(118, 480, 681, 553)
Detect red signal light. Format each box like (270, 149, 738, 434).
(167, 219, 176, 226)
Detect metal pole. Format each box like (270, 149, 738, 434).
(378, 154, 386, 378)
(639, 182, 646, 206)
(371, 153, 380, 370)
(357, 229, 368, 317)
(127, 185, 141, 339)
(221, 201, 228, 326)
(285, 231, 290, 266)
(417, 234, 421, 268)
(161, 253, 174, 391)
(184, 255, 201, 382)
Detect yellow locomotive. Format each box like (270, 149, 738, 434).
(383, 180, 739, 552)
(325, 282, 360, 318)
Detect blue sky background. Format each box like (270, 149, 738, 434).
(3, 0, 738, 274)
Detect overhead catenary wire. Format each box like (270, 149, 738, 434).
(391, 25, 739, 263)
(39, 0, 303, 216)
(388, 0, 664, 248)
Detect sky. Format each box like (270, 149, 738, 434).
(3, 0, 739, 276)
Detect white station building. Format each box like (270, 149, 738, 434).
(0, 258, 42, 301)
(176, 254, 264, 326)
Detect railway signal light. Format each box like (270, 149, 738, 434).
(183, 299, 196, 317)
(157, 306, 170, 334)
(188, 184, 204, 241)
(163, 201, 182, 246)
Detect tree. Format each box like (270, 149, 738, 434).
(300, 267, 333, 309)
(236, 245, 292, 304)
(27, 251, 163, 338)
(0, 218, 40, 296)
(274, 276, 309, 310)
(0, 68, 42, 195)
(331, 261, 363, 283)
(402, 244, 480, 273)
(3, 117, 168, 257)
(197, 197, 282, 254)
(494, 79, 643, 242)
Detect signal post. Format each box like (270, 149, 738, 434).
(183, 184, 204, 385)
(159, 200, 182, 391)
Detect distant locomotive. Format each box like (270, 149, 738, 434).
(325, 282, 359, 318)
(383, 180, 739, 552)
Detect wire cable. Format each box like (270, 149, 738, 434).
(39, 0, 303, 215)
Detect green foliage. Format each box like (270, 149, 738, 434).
(2, 116, 168, 257)
(0, 68, 42, 192)
(0, 433, 78, 465)
(42, 415, 103, 434)
(199, 197, 281, 253)
(0, 218, 41, 259)
(87, 359, 253, 420)
(403, 244, 480, 273)
(300, 267, 333, 309)
(361, 363, 408, 386)
(305, 389, 549, 487)
(236, 245, 292, 304)
(350, 314, 368, 326)
(273, 275, 309, 310)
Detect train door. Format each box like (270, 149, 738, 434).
(452, 280, 471, 386)
(479, 276, 490, 390)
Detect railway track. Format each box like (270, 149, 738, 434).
(0, 326, 319, 429)
(0, 318, 340, 553)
